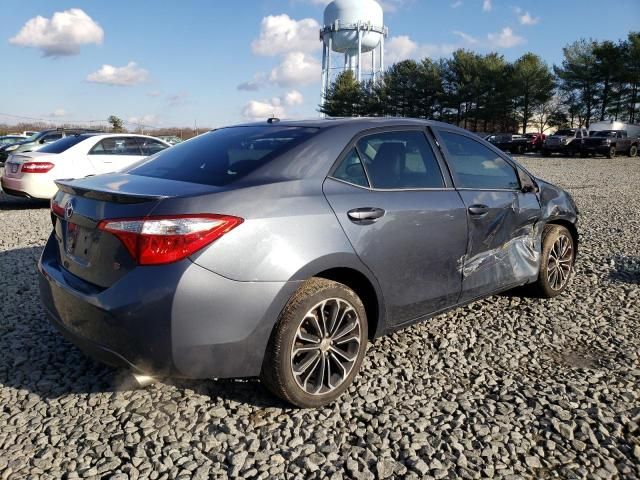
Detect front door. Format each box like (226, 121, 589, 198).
(323, 129, 468, 326)
(433, 128, 542, 301)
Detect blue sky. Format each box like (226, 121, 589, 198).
(1, 0, 636, 129)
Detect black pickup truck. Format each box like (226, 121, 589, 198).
(485, 133, 529, 154)
(581, 130, 639, 158)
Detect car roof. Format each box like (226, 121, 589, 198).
(228, 117, 463, 131)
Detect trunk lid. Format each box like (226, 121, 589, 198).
(51, 173, 222, 288)
(3, 152, 52, 178)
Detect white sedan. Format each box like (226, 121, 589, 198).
(1, 133, 170, 199)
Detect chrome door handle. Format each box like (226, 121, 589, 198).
(347, 207, 385, 222)
(468, 204, 489, 216)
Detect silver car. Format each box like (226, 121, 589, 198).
(39, 118, 579, 407)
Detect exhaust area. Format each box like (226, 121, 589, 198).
(132, 373, 156, 387)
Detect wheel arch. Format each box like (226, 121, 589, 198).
(545, 218, 579, 258)
(313, 266, 384, 340)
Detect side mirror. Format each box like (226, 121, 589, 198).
(39, 139, 46, 144)
(522, 184, 537, 193)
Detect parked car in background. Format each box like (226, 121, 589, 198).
(542, 128, 589, 156)
(0, 128, 98, 164)
(581, 130, 639, 158)
(486, 133, 529, 154)
(39, 118, 579, 407)
(524, 133, 545, 151)
(1, 133, 169, 199)
(157, 135, 183, 145)
(0, 135, 27, 146)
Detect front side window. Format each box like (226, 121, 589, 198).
(356, 130, 444, 189)
(137, 138, 169, 156)
(439, 131, 520, 190)
(90, 137, 142, 156)
(332, 148, 369, 187)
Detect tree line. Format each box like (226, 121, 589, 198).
(320, 32, 640, 133)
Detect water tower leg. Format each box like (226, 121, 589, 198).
(357, 29, 362, 82)
(380, 35, 385, 72)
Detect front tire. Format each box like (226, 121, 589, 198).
(528, 224, 575, 298)
(607, 146, 616, 158)
(629, 145, 638, 157)
(261, 278, 368, 408)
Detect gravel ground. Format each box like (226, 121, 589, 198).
(0, 156, 639, 480)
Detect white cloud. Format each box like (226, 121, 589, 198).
(241, 90, 305, 120)
(269, 52, 321, 87)
(127, 114, 160, 126)
(242, 99, 285, 120)
(146, 90, 162, 97)
(385, 35, 418, 64)
(9, 8, 103, 57)
(385, 35, 455, 63)
(237, 73, 267, 91)
(86, 61, 148, 86)
(518, 11, 540, 25)
(252, 14, 320, 56)
(49, 108, 67, 118)
(283, 90, 304, 106)
(487, 27, 525, 48)
(453, 30, 478, 44)
(451, 0, 463, 7)
(482, 0, 492, 11)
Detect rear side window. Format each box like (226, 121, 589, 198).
(332, 149, 369, 187)
(41, 133, 63, 144)
(439, 131, 520, 190)
(129, 126, 318, 186)
(356, 130, 444, 189)
(39, 135, 90, 154)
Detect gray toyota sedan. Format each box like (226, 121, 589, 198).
(39, 118, 578, 407)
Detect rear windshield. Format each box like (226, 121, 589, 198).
(593, 131, 616, 137)
(38, 135, 91, 154)
(128, 126, 318, 186)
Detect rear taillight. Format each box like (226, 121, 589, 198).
(50, 198, 64, 217)
(22, 162, 54, 173)
(97, 214, 243, 265)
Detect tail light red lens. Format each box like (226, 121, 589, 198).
(97, 214, 243, 265)
(22, 162, 54, 173)
(50, 198, 64, 217)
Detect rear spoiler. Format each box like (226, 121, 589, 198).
(55, 179, 167, 204)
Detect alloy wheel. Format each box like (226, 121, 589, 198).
(547, 234, 573, 290)
(290, 298, 362, 395)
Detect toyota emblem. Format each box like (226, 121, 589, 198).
(64, 200, 74, 220)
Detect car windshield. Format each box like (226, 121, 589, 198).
(38, 135, 91, 154)
(593, 131, 617, 137)
(24, 133, 40, 141)
(128, 126, 319, 186)
(554, 130, 575, 136)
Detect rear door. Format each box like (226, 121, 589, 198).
(433, 128, 542, 301)
(88, 137, 144, 174)
(323, 128, 468, 326)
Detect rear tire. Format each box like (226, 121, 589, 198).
(629, 145, 638, 157)
(607, 146, 616, 158)
(528, 224, 575, 298)
(261, 278, 368, 408)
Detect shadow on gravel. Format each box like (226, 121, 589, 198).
(0, 192, 49, 210)
(609, 255, 640, 285)
(0, 245, 283, 407)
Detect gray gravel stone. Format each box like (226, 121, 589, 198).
(0, 157, 639, 478)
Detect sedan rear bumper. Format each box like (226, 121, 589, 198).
(38, 233, 300, 379)
(1, 174, 58, 199)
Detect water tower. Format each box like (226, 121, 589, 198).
(320, 0, 388, 104)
